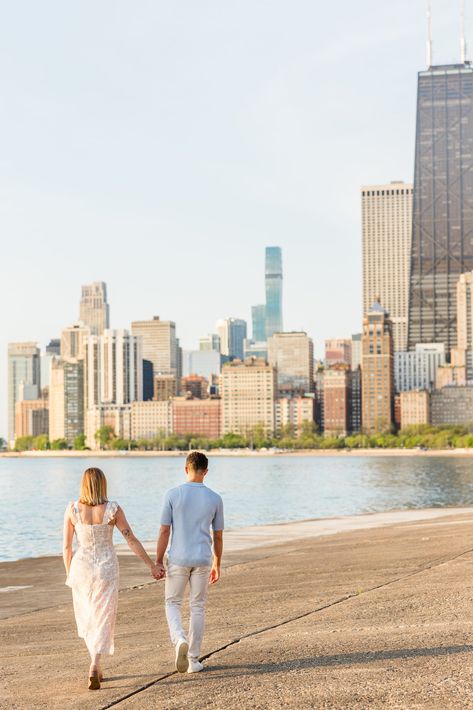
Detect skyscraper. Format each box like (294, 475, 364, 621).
(199, 334, 221, 352)
(40, 339, 60, 390)
(362, 182, 413, 352)
(408, 62, 473, 354)
(221, 359, 277, 435)
(79, 282, 110, 336)
(216, 318, 247, 360)
(268, 332, 314, 393)
(362, 302, 394, 433)
(131, 316, 180, 399)
(8, 342, 41, 443)
(83, 329, 143, 410)
(251, 305, 266, 342)
(265, 247, 283, 337)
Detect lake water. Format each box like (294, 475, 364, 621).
(1, 454, 473, 562)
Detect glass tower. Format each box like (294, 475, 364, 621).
(408, 63, 473, 354)
(251, 304, 266, 341)
(265, 247, 283, 337)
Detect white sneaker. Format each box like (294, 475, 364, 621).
(175, 639, 189, 673)
(187, 659, 204, 674)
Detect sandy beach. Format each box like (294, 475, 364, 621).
(3, 506, 473, 708)
(3, 447, 473, 458)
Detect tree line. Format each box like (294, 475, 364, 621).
(9, 423, 473, 452)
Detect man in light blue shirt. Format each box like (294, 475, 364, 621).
(156, 451, 224, 674)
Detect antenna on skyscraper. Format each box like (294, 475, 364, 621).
(426, 0, 433, 68)
(460, 0, 468, 63)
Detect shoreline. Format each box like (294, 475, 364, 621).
(3, 446, 473, 458)
(3, 504, 473, 567)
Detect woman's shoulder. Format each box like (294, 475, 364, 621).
(107, 500, 120, 523)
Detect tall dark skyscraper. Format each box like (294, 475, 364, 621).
(408, 62, 473, 354)
(265, 246, 283, 337)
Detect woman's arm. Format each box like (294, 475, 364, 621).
(114, 506, 164, 580)
(63, 505, 75, 575)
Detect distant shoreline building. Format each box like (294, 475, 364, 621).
(408, 63, 473, 354)
(362, 182, 413, 352)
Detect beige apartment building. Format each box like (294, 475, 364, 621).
(399, 391, 430, 429)
(131, 400, 172, 440)
(86, 404, 131, 449)
(79, 282, 110, 336)
(362, 182, 413, 352)
(362, 302, 394, 433)
(15, 398, 49, 439)
(275, 396, 314, 434)
(221, 359, 276, 435)
(268, 332, 314, 393)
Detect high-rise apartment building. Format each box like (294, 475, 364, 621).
(61, 323, 89, 362)
(79, 282, 110, 336)
(362, 182, 413, 352)
(131, 316, 179, 399)
(265, 247, 283, 337)
(216, 318, 247, 361)
(400, 390, 431, 429)
(83, 330, 142, 411)
(221, 359, 276, 435)
(362, 302, 394, 433)
(325, 339, 352, 367)
(8, 342, 41, 443)
(323, 366, 352, 437)
(268, 332, 314, 393)
(453, 271, 473, 380)
(131, 400, 172, 440)
(394, 343, 445, 392)
(408, 63, 473, 354)
(351, 333, 362, 370)
(49, 358, 84, 444)
(180, 375, 208, 399)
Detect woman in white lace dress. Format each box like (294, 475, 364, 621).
(63, 467, 163, 690)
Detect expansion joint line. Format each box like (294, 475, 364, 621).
(99, 545, 473, 709)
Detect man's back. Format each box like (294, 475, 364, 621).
(161, 482, 224, 567)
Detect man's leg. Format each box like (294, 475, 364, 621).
(165, 563, 190, 647)
(188, 565, 211, 662)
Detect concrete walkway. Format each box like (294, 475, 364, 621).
(3, 509, 473, 708)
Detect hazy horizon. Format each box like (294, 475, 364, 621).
(0, 1, 467, 439)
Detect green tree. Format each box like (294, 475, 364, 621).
(32, 434, 49, 450)
(14, 436, 33, 451)
(95, 426, 115, 450)
(51, 438, 68, 450)
(0, 437, 7, 451)
(111, 438, 131, 450)
(73, 433, 87, 450)
(220, 432, 248, 449)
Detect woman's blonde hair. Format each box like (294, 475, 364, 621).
(79, 467, 108, 506)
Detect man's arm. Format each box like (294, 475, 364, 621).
(209, 529, 223, 585)
(156, 524, 171, 570)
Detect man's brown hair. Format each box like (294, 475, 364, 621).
(186, 451, 208, 472)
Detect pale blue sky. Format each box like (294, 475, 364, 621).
(0, 1, 465, 438)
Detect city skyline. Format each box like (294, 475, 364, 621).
(0, 2, 469, 439)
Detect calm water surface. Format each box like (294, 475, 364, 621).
(1, 455, 473, 562)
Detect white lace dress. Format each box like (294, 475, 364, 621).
(66, 500, 119, 656)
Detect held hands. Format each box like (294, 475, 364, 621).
(209, 565, 220, 585)
(151, 562, 165, 581)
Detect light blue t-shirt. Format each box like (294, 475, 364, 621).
(160, 482, 224, 567)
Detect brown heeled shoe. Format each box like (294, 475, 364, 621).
(88, 671, 100, 690)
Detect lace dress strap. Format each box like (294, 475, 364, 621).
(69, 501, 80, 525)
(106, 501, 119, 524)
